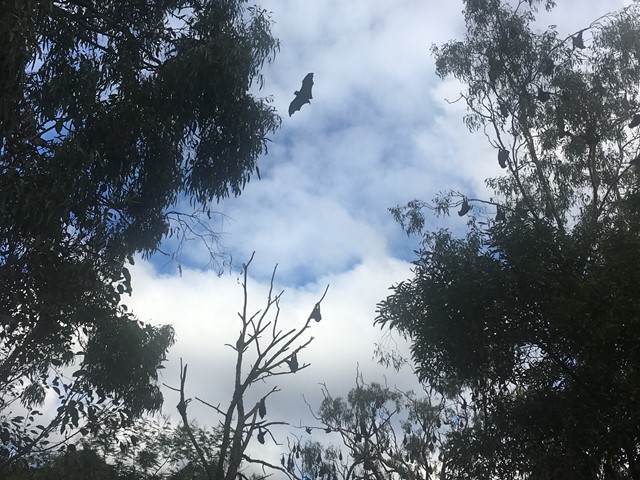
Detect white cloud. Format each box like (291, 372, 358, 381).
(127, 250, 418, 438)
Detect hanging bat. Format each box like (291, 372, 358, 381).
(458, 199, 470, 217)
(498, 101, 509, 118)
(557, 115, 571, 138)
(488, 56, 500, 85)
(537, 86, 550, 102)
(308, 303, 321, 322)
(285, 352, 299, 372)
(498, 148, 509, 168)
(629, 114, 640, 128)
(258, 398, 266, 419)
(541, 57, 554, 76)
(289, 73, 314, 116)
(572, 31, 585, 49)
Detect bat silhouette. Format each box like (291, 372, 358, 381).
(541, 57, 554, 75)
(498, 148, 509, 168)
(537, 86, 550, 102)
(289, 73, 314, 116)
(572, 30, 585, 49)
(498, 101, 509, 118)
(629, 114, 640, 128)
(557, 115, 571, 138)
(285, 352, 299, 372)
(308, 303, 321, 322)
(458, 199, 470, 217)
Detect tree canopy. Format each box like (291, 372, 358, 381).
(378, 1, 640, 478)
(0, 0, 280, 467)
(285, 377, 445, 480)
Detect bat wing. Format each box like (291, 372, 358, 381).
(288, 73, 314, 116)
(299, 72, 313, 100)
(288, 95, 306, 116)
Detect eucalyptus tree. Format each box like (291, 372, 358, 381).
(377, 1, 640, 478)
(0, 0, 280, 469)
(284, 377, 450, 480)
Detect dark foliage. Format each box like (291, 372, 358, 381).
(379, 1, 640, 478)
(0, 0, 280, 468)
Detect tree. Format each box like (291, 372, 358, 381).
(284, 375, 450, 480)
(0, 0, 280, 469)
(5, 448, 118, 480)
(168, 254, 329, 480)
(82, 415, 220, 480)
(377, 1, 640, 479)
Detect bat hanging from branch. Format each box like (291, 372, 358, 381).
(572, 30, 585, 49)
(458, 198, 470, 217)
(285, 352, 299, 373)
(308, 284, 329, 322)
(289, 73, 314, 116)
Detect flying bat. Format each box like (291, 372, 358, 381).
(289, 73, 314, 116)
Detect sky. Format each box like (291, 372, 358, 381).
(123, 0, 630, 467)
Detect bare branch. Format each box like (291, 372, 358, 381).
(170, 255, 326, 480)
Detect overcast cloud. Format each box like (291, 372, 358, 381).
(124, 0, 631, 465)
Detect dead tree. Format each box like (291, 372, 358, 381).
(166, 253, 329, 480)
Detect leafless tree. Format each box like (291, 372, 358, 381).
(166, 252, 329, 480)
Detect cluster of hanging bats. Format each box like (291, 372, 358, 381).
(281, 444, 340, 479)
(253, 302, 322, 445)
(458, 30, 640, 221)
